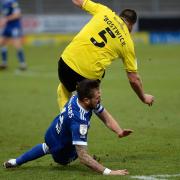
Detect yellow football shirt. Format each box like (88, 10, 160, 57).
(62, 0, 137, 80)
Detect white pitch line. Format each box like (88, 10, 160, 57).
(131, 174, 180, 180)
(14, 69, 56, 78)
(131, 176, 161, 180)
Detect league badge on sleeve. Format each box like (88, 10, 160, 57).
(79, 124, 87, 135)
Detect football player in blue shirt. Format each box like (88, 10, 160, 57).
(0, 0, 26, 70)
(3, 79, 133, 176)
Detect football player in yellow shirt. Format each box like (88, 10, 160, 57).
(58, 0, 154, 110)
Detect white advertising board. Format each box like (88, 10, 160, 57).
(22, 15, 91, 33)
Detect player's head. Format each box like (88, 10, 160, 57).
(77, 79, 101, 109)
(119, 9, 137, 32)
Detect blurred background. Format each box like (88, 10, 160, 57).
(16, 0, 180, 45)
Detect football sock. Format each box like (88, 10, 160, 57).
(57, 83, 71, 111)
(17, 49, 25, 63)
(1, 47, 8, 64)
(16, 143, 48, 165)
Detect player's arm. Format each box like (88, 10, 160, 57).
(72, 0, 105, 15)
(6, 11, 21, 21)
(123, 45, 154, 106)
(75, 145, 129, 175)
(96, 109, 133, 138)
(127, 72, 154, 106)
(0, 12, 20, 27)
(2, 5, 21, 25)
(72, 0, 84, 8)
(0, 10, 21, 27)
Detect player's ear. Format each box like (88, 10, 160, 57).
(83, 98, 90, 105)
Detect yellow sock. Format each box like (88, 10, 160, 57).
(57, 83, 71, 111)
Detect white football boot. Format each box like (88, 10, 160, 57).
(3, 159, 18, 168)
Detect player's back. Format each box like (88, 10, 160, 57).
(62, 0, 136, 79)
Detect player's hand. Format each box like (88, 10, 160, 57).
(118, 129, 133, 138)
(109, 169, 129, 175)
(143, 94, 154, 106)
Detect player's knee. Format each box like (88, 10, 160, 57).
(42, 143, 50, 154)
(58, 161, 69, 166)
(54, 158, 70, 166)
(53, 154, 78, 166)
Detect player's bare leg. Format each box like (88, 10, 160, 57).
(0, 37, 9, 70)
(12, 38, 27, 70)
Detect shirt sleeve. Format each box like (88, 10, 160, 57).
(82, 0, 107, 15)
(71, 116, 88, 146)
(122, 39, 138, 72)
(93, 103, 104, 114)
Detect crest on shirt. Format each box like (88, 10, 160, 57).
(79, 124, 87, 135)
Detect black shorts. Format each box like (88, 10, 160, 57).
(58, 58, 86, 92)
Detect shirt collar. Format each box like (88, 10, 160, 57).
(76, 98, 89, 113)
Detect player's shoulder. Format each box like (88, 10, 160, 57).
(97, 2, 112, 14)
(68, 95, 91, 122)
(68, 95, 78, 109)
(64, 95, 79, 119)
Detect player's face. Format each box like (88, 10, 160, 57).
(88, 89, 101, 109)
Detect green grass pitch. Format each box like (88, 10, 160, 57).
(0, 42, 180, 180)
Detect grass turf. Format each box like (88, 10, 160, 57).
(0, 43, 180, 180)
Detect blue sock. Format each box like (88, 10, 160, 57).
(16, 144, 46, 165)
(1, 47, 8, 64)
(17, 49, 25, 63)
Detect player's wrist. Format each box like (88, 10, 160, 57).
(103, 168, 111, 175)
(117, 129, 124, 137)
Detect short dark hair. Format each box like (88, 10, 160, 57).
(120, 9, 137, 24)
(76, 79, 100, 101)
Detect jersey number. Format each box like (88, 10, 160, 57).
(90, 27, 115, 48)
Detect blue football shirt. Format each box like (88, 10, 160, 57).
(1, 0, 21, 28)
(45, 95, 104, 154)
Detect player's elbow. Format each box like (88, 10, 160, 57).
(78, 155, 87, 165)
(127, 72, 140, 83)
(77, 151, 89, 165)
(129, 78, 138, 85)
(75, 145, 89, 165)
(72, 0, 83, 7)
